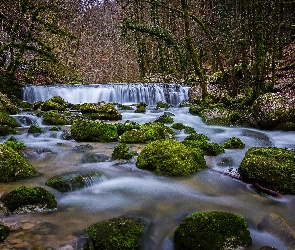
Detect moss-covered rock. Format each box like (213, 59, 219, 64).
(134, 102, 147, 113)
(0, 92, 20, 114)
(0, 144, 38, 182)
(0, 112, 19, 127)
(238, 147, 295, 194)
(43, 110, 77, 125)
(71, 120, 118, 142)
(154, 114, 174, 124)
(115, 121, 141, 136)
(136, 139, 206, 176)
(171, 122, 187, 130)
(174, 211, 252, 250)
(0, 124, 17, 136)
(112, 144, 135, 160)
(45, 172, 103, 193)
(0, 224, 10, 242)
(3, 136, 26, 153)
(40, 96, 66, 111)
(28, 124, 43, 133)
(223, 137, 245, 149)
(117, 104, 133, 110)
(84, 217, 145, 250)
(252, 93, 295, 129)
(0, 186, 57, 213)
(79, 102, 122, 121)
(20, 101, 33, 111)
(119, 122, 174, 143)
(156, 101, 172, 109)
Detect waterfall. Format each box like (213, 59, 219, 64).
(22, 83, 190, 105)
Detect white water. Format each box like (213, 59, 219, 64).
(22, 83, 190, 105)
(1, 97, 295, 249)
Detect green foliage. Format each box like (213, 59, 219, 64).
(3, 136, 26, 152)
(0, 125, 17, 136)
(119, 122, 174, 143)
(0, 144, 38, 182)
(20, 101, 33, 111)
(0, 224, 10, 242)
(0, 186, 57, 213)
(84, 217, 145, 250)
(136, 139, 206, 176)
(223, 137, 245, 149)
(28, 124, 43, 133)
(0, 112, 19, 127)
(45, 172, 102, 193)
(112, 143, 135, 160)
(71, 120, 118, 142)
(239, 147, 295, 194)
(154, 114, 174, 124)
(41, 96, 66, 111)
(0, 92, 20, 114)
(174, 211, 252, 250)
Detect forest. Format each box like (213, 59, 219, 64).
(0, 0, 294, 99)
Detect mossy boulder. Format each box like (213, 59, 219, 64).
(174, 211, 252, 250)
(0, 112, 19, 127)
(0, 92, 19, 114)
(79, 102, 122, 121)
(28, 124, 43, 133)
(0, 224, 10, 242)
(71, 120, 118, 142)
(171, 122, 187, 130)
(43, 110, 77, 125)
(119, 122, 174, 143)
(20, 101, 33, 111)
(0, 124, 17, 136)
(45, 172, 103, 193)
(84, 217, 145, 250)
(0, 186, 57, 213)
(252, 93, 295, 129)
(115, 121, 141, 136)
(156, 101, 172, 109)
(238, 147, 295, 194)
(134, 102, 147, 113)
(40, 96, 66, 111)
(154, 114, 174, 124)
(112, 144, 135, 160)
(3, 136, 26, 152)
(223, 137, 245, 149)
(117, 104, 133, 110)
(0, 144, 38, 182)
(136, 139, 206, 176)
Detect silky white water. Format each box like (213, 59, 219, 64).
(1, 103, 295, 249)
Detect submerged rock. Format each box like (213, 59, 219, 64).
(0, 224, 10, 242)
(174, 211, 252, 250)
(136, 139, 206, 176)
(84, 217, 145, 250)
(81, 153, 110, 163)
(0, 144, 38, 182)
(239, 147, 295, 194)
(0, 186, 57, 213)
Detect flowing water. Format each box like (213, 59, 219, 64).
(1, 85, 295, 250)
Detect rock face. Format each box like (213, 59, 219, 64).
(252, 93, 295, 129)
(174, 211, 252, 250)
(136, 139, 206, 176)
(239, 147, 295, 194)
(84, 217, 145, 250)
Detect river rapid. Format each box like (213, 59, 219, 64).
(1, 105, 295, 250)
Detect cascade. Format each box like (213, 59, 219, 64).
(22, 83, 190, 105)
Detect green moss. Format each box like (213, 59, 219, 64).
(134, 102, 147, 113)
(171, 122, 187, 130)
(0, 186, 57, 213)
(174, 211, 252, 250)
(184, 126, 196, 134)
(43, 110, 77, 125)
(112, 144, 135, 160)
(49, 126, 62, 131)
(0, 224, 10, 242)
(223, 137, 245, 149)
(71, 120, 118, 142)
(0, 124, 17, 136)
(156, 101, 171, 109)
(0, 112, 19, 127)
(119, 122, 174, 143)
(20, 101, 33, 111)
(154, 114, 174, 124)
(41, 96, 66, 111)
(238, 147, 295, 194)
(28, 124, 43, 133)
(136, 139, 206, 176)
(0, 144, 38, 182)
(3, 136, 26, 152)
(0, 92, 20, 114)
(45, 172, 102, 193)
(84, 217, 145, 250)
(115, 121, 141, 136)
(117, 104, 133, 110)
(184, 133, 210, 142)
(80, 102, 122, 121)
